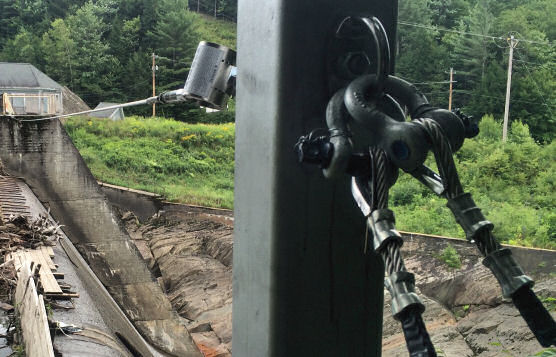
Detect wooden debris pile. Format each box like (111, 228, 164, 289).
(14, 261, 55, 357)
(0, 214, 62, 254)
(0, 260, 17, 304)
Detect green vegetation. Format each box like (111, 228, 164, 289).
(1, 0, 554, 139)
(436, 244, 462, 269)
(197, 15, 236, 49)
(531, 348, 556, 357)
(66, 114, 555, 249)
(540, 296, 556, 312)
(65, 116, 234, 208)
(397, 0, 555, 143)
(391, 116, 555, 250)
(0, 0, 237, 121)
(2, 0, 554, 249)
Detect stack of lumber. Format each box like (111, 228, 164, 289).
(6, 247, 77, 299)
(15, 262, 55, 357)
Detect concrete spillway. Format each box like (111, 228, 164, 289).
(0, 118, 201, 357)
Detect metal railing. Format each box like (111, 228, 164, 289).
(1, 92, 62, 116)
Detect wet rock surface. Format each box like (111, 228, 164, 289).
(124, 211, 555, 357)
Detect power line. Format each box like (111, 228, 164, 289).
(513, 59, 549, 67)
(514, 56, 555, 118)
(398, 21, 552, 47)
(412, 81, 457, 85)
(398, 20, 502, 41)
(452, 90, 556, 108)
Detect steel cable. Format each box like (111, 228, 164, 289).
(370, 147, 406, 275)
(414, 118, 501, 256)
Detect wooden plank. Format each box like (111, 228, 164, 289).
(45, 246, 55, 258)
(39, 247, 56, 270)
(14, 262, 32, 305)
(8, 252, 23, 271)
(36, 295, 55, 357)
(29, 251, 61, 294)
(15, 263, 55, 357)
(13, 250, 61, 295)
(44, 292, 79, 299)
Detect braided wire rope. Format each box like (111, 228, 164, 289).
(369, 147, 406, 275)
(414, 118, 501, 256)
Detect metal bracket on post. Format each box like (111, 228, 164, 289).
(327, 16, 391, 96)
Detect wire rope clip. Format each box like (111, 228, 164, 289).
(369, 209, 403, 252)
(446, 192, 493, 243)
(483, 248, 534, 298)
(385, 271, 425, 319)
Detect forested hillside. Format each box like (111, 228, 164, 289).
(0, 0, 237, 120)
(0, 0, 553, 141)
(397, 0, 555, 142)
(1, 1, 554, 249)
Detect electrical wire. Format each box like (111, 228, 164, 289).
(514, 55, 555, 118)
(452, 90, 556, 108)
(398, 21, 552, 47)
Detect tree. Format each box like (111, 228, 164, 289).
(397, 0, 450, 108)
(149, 0, 200, 92)
(0, 28, 44, 66)
(17, 0, 50, 33)
(492, 0, 556, 141)
(41, 19, 77, 89)
(65, 1, 120, 105)
(429, 0, 470, 29)
(442, 0, 498, 114)
(0, 0, 21, 47)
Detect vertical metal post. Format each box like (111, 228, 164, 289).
(503, 35, 518, 142)
(448, 67, 454, 111)
(152, 53, 156, 117)
(234, 1, 397, 356)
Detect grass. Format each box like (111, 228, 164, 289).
(64, 115, 556, 249)
(65, 116, 234, 208)
(196, 14, 236, 49)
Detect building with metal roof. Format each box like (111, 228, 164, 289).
(88, 102, 125, 121)
(0, 62, 63, 116)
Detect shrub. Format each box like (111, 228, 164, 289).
(436, 244, 462, 269)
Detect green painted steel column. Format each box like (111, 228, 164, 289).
(234, 1, 398, 356)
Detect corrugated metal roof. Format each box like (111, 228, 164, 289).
(0, 63, 62, 90)
(89, 102, 125, 120)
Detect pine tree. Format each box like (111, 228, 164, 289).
(150, 0, 200, 92)
(0, 0, 21, 47)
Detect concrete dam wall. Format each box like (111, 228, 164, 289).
(0, 118, 200, 357)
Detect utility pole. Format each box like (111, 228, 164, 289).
(197, 0, 200, 12)
(502, 35, 518, 142)
(152, 53, 156, 117)
(448, 67, 454, 111)
(214, 0, 217, 17)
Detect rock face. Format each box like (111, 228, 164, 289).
(124, 210, 556, 357)
(382, 233, 556, 357)
(124, 212, 233, 357)
(382, 279, 556, 357)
